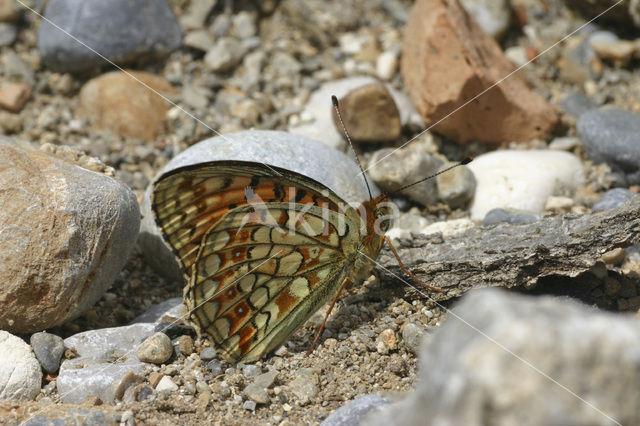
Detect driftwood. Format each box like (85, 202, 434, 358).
(379, 196, 640, 301)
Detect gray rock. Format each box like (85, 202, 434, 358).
(368, 146, 442, 206)
(289, 368, 318, 405)
(436, 161, 476, 208)
(137, 332, 173, 364)
(483, 208, 541, 225)
(401, 323, 425, 354)
(0, 138, 140, 333)
(130, 298, 183, 324)
(20, 406, 122, 426)
(561, 93, 598, 118)
(577, 108, 640, 185)
(460, 0, 510, 40)
(207, 359, 223, 375)
(322, 395, 389, 426)
(0, 22, 16, 46)
(368, 288, 640, 426)
(243, 400, 257, 411)
(199, 347, 217, 361)
(0, 331, 42, 401)
(139, 130, 379, 281)
(241, 364, 262, 379)
(592, 188, 636, 211)
(37, 0, 182, 72)
(204, 37, 247, 72)
(30, 332, 65, 373)
(57, 323, 155, 404)
(243, 369, 278, 404)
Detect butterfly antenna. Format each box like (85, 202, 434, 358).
(332, 95, 374, 200)
(388, 156, 473, 196)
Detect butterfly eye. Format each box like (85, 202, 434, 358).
(374, 209, 390, 232)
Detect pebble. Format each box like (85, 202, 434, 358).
(548, 136, 580, 151)
(460, 0, 511, 40)
(149, 372, 164, 388)
(180, 0, 217, 30)
(177, 335, 194, 356)
(137, 332, 173, 364)
(561, 93, 598, 118)
(199, 347, 217, 361)
(241, 364, 262, 379)
(482, 208, 541, 226)
(139, 130, 379, 281)
(243, 400, 257, 411)
(369, 289, 640, 425)
(37, 0, 182, 72)
(0, 0, 21, 22)
(204, 37, 248, 72)
(111, 370, 144, 401)
(184, 29, 215, 52)
(436, 161, 477, 208)
(592, 188, 636, 211)
(0, 22, 16, 46)
(0, 139, 140, 333)
(466, 150, 585, 220)
(401, 323, 425, 354)
(577, 108, 640, 186)
(289, 77, 422, 150)
(79, 71, 175, 141)
(601, 247, 626, 265)
(379, 329, 397, 350)
(544, 195, 575, 212)
(0, 331, 42, 401)
(288, 368, 319, 406)
(0, 81, 31, 112)
(30, 332, 65, 373)
(376, 49, 399, 80)
(155, 376, 178, 392)
(368, 145, 442, 206)
(207, 359, 223, 376)
(322, 395, 389, 426)
(334, 82, 402, 144)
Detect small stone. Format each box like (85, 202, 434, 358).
(0, 22, 17, 46)
(591, 39, 638, 66)
(388, 357, 409, 376)
(241, 364, 262, 378)
(376, 340, 389, 355)
(601, 248, 626, 266)
(0, 0, 21, 22)
(401, 323, 424, 354)
(436, 161, 476, 208)
(577, 109, 640, 186)
(288, 368, 318, 406)
(376, 49, 399, 80)
(243, 400, 257, 411)
(177, 335, 194, 356)
(379, 329, 397, 350)
(149, 372, 164, 388)
(460, 0, 511, 40)
(155, 376, 178, 392)
(81, 395, 102, 406)
(138, 385, 154, 402)
(30, 332, 65, 373)
(207, 359, 223, 376)
(111, 370, 143, 400)
(184, 29, 215, 52)
(0, 82, 31, 112)
(199, 347, 216, 361)
(482, 208, 541, 225)
(592, 188, 636, 211)
(561, 93, 598, 118)
(0, 111, 22, 133)
(545, 196, 575, 212)
(204, 37, 247, 72)
(323, 395, 389, 426)
(368, 146, 442, 206)
(243, 382, 270, 405)
(548, 137, 580, 151)
(137, 332, 172, 364)
(334, 82, 401, 144)
(0, 331, 42, 401)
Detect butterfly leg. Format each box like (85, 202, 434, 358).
(305, 276, 352, 357)
(383, 236, 447, 294)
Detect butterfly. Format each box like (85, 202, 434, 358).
(152, 96, 469, 363)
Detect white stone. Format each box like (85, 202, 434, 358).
(545, 196, 574, 211)
(156, 375, 178, 392)
(466, 150, 585, 220)
(0, 331, 41, 401)
(376, 49, 399, 80)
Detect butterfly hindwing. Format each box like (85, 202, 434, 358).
(152, 161, 364, 362)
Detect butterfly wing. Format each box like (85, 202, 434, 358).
(152, 161, 363, 362)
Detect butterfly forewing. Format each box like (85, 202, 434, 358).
(152, 161, 364, 362)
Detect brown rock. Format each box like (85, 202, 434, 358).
(79, 70, 175, 141)
(333, 82, 402, 143)
(401, 0, 558, 145)
(0, 0, 21, 23)
(0, 82, 31, 112)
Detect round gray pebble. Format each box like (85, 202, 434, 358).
(592, 188, 636, 211)
(199, 347, 216, 361)
(483, 208, 541, 225)
(136, 332, 172, 364)
(30, 331, 65, 373)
